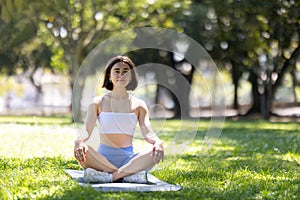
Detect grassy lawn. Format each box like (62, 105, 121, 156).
(0, 116, 299, 199)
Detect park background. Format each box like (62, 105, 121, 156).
(0, 0, 299, 199)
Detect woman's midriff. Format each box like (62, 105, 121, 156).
(100, 134, 133, 148)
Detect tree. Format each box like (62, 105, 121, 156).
(0, 0, 38, 74)
(130, 49, 195, 119)
(182, 0, 300, 119)
(36, 0, 190, 121)
(0, 0, 55, 105)
(242, 0, 300, 118)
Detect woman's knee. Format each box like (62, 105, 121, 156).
(140, 148, 156, 165)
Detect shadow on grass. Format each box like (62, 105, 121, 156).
(1, 119, 299, 199)
(166, 150, 300, 199)
(2, 147, 298, 199)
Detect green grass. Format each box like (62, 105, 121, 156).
(0, 115, 72, 125)
(0, 117, 299, 199)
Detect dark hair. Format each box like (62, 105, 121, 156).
(102, 55, 138, 91)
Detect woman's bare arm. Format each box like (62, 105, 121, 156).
(137, 100, 164, 163)
(74, 97, 101, 162)
(82, 102, 100, 141)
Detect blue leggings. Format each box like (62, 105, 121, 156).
(97, 144, 138, 168)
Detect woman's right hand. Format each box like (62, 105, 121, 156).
(74, 138, 88, 162)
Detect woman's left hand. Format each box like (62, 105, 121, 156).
(152, 141, 164, 164)
(74, 138, 88, 162)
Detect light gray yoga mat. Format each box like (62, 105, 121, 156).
(65, 169, 182, 192)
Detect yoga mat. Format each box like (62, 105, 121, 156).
(65, 169, 182, 192)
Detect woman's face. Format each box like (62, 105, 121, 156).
(110, 62, 132, 88)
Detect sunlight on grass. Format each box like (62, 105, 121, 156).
(0, 124, 75, 158)
(0, 117, 299, 199)
(0, 115, 71, 125)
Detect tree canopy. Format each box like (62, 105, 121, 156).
(179, 0, 300, 118)
(1, 0, 299, 119)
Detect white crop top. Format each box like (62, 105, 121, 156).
(98, 112, 138, 135)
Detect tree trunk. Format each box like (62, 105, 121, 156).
(132, 50, 194, 119)
(291, 68, 298, 104)
(247, 70, 261, 115)
(169, 54, 194, 119)
(29, 69, 42, 107)
(273, 45, 300, 95)
(70, 53, 84, 123)
(247, 71, 273, 119)
(263, 82, 273, 119)
(233, 79, 239, 110)
(231, 62, 242, 111)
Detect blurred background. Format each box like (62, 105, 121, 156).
(0, 0, 299, 121)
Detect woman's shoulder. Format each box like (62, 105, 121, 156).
(91, 95, 108, 114)
(92, 95, 103, 105)
(93, 92, 113, 102)
(91, 95, 108, 109)
(131, 95, 148, 110)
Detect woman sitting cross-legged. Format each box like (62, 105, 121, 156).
(74, 55, 164, 183)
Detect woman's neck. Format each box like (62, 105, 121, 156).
(110, 87, 129, 99)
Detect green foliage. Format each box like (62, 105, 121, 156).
(0, 76, 24, 96)
(0, 0, 58, 75)
(1, 0, 300, 118)
(180, 0, 300, 116)
(0, 118, 299, 199)
(34, 0, 192, 121)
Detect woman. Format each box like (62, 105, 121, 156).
(74, 55, 164, 183)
